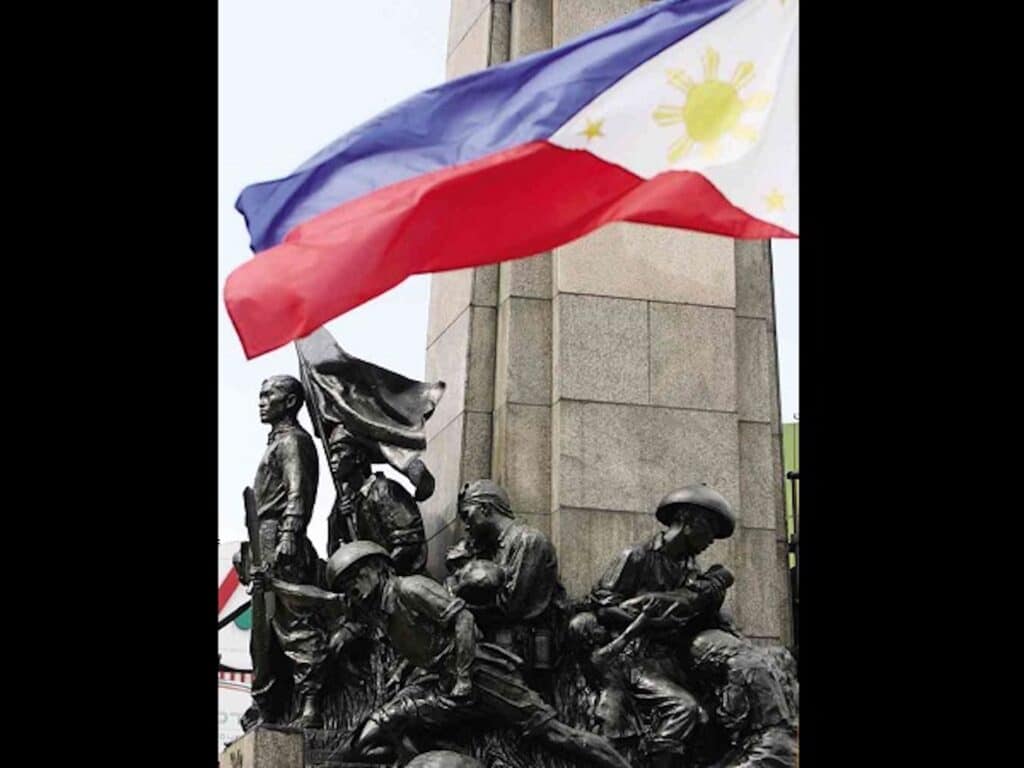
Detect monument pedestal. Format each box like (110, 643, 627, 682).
(219, 726, 383, 768)
(220, 727, 303, 768)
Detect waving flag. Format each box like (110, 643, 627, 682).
(226, 0, 797, 358)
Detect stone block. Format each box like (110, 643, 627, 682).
(553, 507, 660, 598)
(511, 0, 553, 58)
(421, 413, 467, 576)
(426, 308, 471, 441)
(555, 223, 736, 307)
(554, 400, 740, 516)
(553, 0, 647, 44)
(733, 528, 784, 639)
(499, 252, 552, 301)
(448, 0, 491, 56)
(736, 317, 772, 423)
(465, 306, 497, 412)
(427, 269, 473, 345)
(219, 727, 303, 768)
(496, 296, 551, 405)
(489, 0, 511, 64)
(735, 239, 773, 319)
(554, 293, 648, 405)
(650, 302, 736, 412)
(492, 403, 551, 514)
(447, 3, 491, 79)
(739, 421, 777, 530)
(460, 410, 493, 484)
(472, 264, 498, 307)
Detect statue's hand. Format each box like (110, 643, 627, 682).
(247, 566, 269, 594)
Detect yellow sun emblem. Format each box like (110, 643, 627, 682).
(653, 47, 771, 163)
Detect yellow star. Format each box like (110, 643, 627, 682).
(765, 188, 785, 211)
(580, 118, 605, 141)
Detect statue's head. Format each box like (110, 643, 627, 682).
(688, 629, 743, 674)
(259, 375, 304, 424)
(326, 541, 394, 613)
(327, 423, 372, 480)
(457, 480, 513, 547)
(655, 485, 735, 559)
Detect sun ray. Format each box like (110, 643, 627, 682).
(653, 104, 687, 127)
(701, 140, 721, 161)
(668, 135, 694, 163)
(731, 62, 756, 91)
(744, 92, 772, 110)
(703, 47, 720, 80)
(731, 124, 759, 142)
(667, 68, 695, 93)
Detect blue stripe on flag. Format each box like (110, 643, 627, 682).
(236, 0, 743, 252)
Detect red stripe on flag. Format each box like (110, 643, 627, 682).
(225, 140, 792, 358)
(218, 568, 241, 614)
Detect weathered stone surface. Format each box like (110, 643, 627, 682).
(448, 0, 491, 56)
(427, 269, 473, 346)
(736, 317, 772, 423)
(735, 239, 773, 319)
(426, 308, 471, 441)
(465, 306, 497, 412)
(499, 252, 552, 301)
(554, 294, 648, 405)
(461, 410, 493, 484)
(511, 0, 553, 58)
(733, 527, 784, 639)
(447, 1, 491, 79)
(554, 400, 740, 516)
(421, 413, 467, 576)
(426, 306, 495, 441)
(220, 727, 303, 768)
(555, 223, 736, 307)
(472, 264, 499, 307)
(492, 403, 551, 514)
(553, 507, 660, 597)
(496, 296, 551, 406)
(489, 0, 511, 64)
(553, 0, 647, 44)
(650, 302, 736, 411)
(739, 421, 777, 530)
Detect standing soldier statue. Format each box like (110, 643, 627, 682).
(235, 375, 329, 731)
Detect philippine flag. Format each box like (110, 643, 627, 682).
(226, 0, 797, 359)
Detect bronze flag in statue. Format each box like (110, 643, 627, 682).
(295, 327, 444, 502)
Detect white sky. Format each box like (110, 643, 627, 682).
(218, 0, 798, 551)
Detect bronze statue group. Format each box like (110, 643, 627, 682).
(231, 331, 798, 768)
